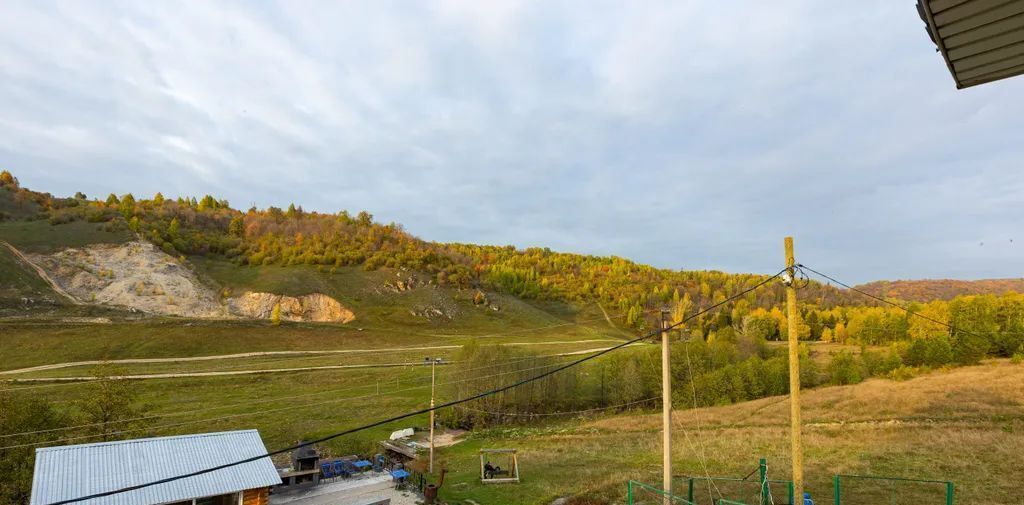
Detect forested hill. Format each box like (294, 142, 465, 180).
(855, 279, 1024, 302)
(0, 170, 901, 329)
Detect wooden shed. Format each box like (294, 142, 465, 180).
(31, 430, 281, 505)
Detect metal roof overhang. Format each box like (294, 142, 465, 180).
(917, 0, 1024, 88)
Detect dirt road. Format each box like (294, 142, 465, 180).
(0, 339, 621, 376)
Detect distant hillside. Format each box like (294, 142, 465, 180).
(0, 169, 875, 330)
(855, 278, 1024, 302)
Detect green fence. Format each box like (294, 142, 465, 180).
(627, 480, 697, 505)
(833, 474, 954, 505)
(681, 459, 794, 505)
(683, 476, 794, 505)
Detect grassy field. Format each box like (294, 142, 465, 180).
(18, 355, 1001, 505)
(0, 220, 131, 252)
(431, 361, 1024, 504)
(0, 246, 58, 306)
(2, 312, 1021, 504)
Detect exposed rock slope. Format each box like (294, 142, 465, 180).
(28, 241, 226, 317)
(229, 292, 355, 323)
(24, 241, 356, 322)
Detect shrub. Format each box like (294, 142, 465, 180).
(828, 350, 864, 385)
(904, 336, 954, 367)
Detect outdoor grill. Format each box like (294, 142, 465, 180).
(290, 442, 319, 471)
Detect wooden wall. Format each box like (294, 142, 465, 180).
(242, 487, 269, 505)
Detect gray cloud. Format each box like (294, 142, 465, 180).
(2, 0, 1022, 283)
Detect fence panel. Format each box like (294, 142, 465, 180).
(627, 480, 697, 505)
(682, 477, 794, 505)
(833, 474, 954, 505)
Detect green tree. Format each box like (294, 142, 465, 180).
(119, 193, 136, 220)
(167, 218, 180, 241)
(229, 216, 245, 237)
(79, 365, 146, 441)
(0, 394, 69, 505)
(827, 350, 863, 385)
(153, 192, 165, 205)
(105, 193, 119, 206)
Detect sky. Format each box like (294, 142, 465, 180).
(1, 1, 1022, 284)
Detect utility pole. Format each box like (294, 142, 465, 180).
(427, 357, 439, 474)
(661, 310, 673, 503)
(784, 237, 804, 502)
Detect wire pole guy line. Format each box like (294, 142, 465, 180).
(44, 269, 786, 505)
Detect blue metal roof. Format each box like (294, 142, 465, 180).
(31, 430, 282, 505)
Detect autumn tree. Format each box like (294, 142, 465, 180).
(167, 218, 180, 240)
(0, 170, 17, 188)
(270, 303, 282, 326)
(229, 216, 245, 237)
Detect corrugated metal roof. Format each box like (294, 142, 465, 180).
(31, 430, 282, 505)
(918, 0, 1024, 88)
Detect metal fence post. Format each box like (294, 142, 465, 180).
(759, 459, 768, 505)
(833, 475, 840, 505)
(788, 481, 794, 505)
(946, 482, 954, 505)
(627, 480, 633, 505)
(688, 479, 694, 503)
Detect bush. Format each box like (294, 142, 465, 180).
(904, 336, 954, 367)
(889, 365, 921, 381)
(828, 350, 864, 385)
(862, 348, 903, 376)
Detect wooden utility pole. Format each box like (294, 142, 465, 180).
(429, 357, 438, 474)
(785, 236, 804, 502)
(661, 311, 673, 503)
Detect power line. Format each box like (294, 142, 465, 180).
(0, 358, 582, 450)
(0, 313, 636, 390)
(453, 396, 659, 417)
(0, 352, 581, 442)
(797, 265, 995, 340)
(44, 269, 786, 505)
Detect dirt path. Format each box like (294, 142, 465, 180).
(0, 344, 629, 383)
(596, 302, 632, 337)
(2, 241, 81, 304)
(0, 339, 620, 375)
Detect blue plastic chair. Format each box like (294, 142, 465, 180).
(333, 460, 350, 479)
(803, 492, 814, 505)
(321, 462, 335, 482)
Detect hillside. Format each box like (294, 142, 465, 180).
(0, 170, 861, 329)
(438, 361, 1024, 504)
(856, 278, 1024, 302)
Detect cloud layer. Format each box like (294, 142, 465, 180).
(2, 1, 1022, 282)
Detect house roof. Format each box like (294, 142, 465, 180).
(917, 0, 1024, 88)
(31, 430, 281, 505)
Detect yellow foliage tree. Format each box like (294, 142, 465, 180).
(270, 303, 282, 326)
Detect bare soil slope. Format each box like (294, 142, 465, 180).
(28, 241, 226, 317)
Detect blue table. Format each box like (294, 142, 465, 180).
(390, 469, 410, 480)
(354, 460, 372, 471)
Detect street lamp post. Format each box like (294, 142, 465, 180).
(425, 357, 442, 474)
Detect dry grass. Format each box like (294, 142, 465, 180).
(441, 361, 1024, 504)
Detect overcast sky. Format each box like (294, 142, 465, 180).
(2, 1, 1022, 283)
